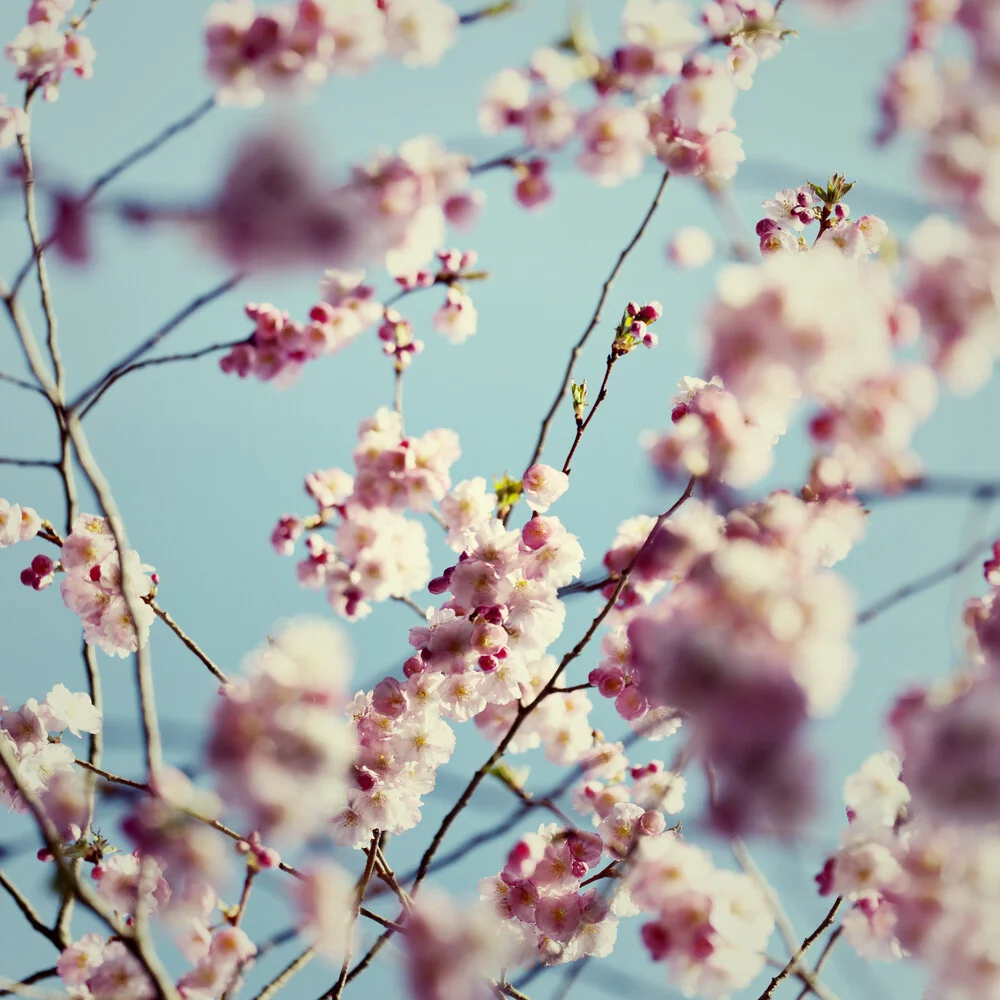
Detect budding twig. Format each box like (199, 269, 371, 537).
(515, 169, 670, 504)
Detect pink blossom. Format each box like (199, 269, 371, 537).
(577, 104, 651, 187)
(383, 0, 459, 68)
(432, 286, 478, 344)
(294, 864, 354, 961)
(37, 684, 102, 737)
(206, 618, 356, 842)
(403, 891, 520, 1000)
(521, 464, 569, 513)
(668, 226, 714, 268)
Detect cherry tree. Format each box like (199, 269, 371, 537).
(2, 2, 1000, 1000)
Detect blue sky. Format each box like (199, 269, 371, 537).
(1, 2, 998, 998)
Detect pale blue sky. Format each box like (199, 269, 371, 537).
(1, 2, 997, 998)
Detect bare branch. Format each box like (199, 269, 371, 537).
(11, 97, 217, 297)
(251, 948, 315, 1000)
(77, 340, 244, 418)
(757, 898, 843, 1000)
(515, 169, 670, 491)
(0, 870, 63, 950)
(71, 272, 244, 414)
(147, 599, 229, 684)
(0, 968, 59, 1000)
(857, 532, 997, 625)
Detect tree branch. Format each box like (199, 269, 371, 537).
(515, 169, 670, 491)
(71, 272, 244, 414)
(757, 898, 843, 1000)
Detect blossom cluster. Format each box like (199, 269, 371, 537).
(628, 832, 774, 997)
(480, 821, 623, 966)
(478, 0, 786, 202)
(275, 407, 460, 619)
(5, 0, 96, 101)
(205, 0, 459, 106)
(206, 618, 356, 842)
(404, 891, 521, 1000)
(57, 514, 157, 658)
(648, 190, 936, 492)
(209, 130, 481, 277)
(620, 488, 864, 835)
(0, 684, 100, 823)
(58, 924, 258, 1000)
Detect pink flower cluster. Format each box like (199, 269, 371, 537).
(57, 924, 257, 1000)
(625, 489, 862, 834)
(208, 130, 479, 276)
(206, 618, 356, 842)
(808, 364, 937, 491)
(478, 1, 785, 200)
(404, 891, 520, 1000)
(646, 57, 746, 186)
(646, 375, 779, 488)
(221, 270, 380, 384)
(121, 767, 232, 902)
(574, 750, 686, 843)
(627, 832, 774, 997)
(755, 185, 889, 258)
(815, 746, 1000, 997)
(0, 684, 100, 821)
(964, 546, 1000, 670)
(277, 407, 461, 619)
(58, 513, 157, 658)
(5, 0, 96, 101)
(329, 503, 587, 847)
(331, 666, 456, 846)
(205, 0, 459, 106)
(904, 216, 1000, 395)
(480, 822, 621, 965)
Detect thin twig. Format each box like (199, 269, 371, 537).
(758, 898, 843, 1000)
(731, 839, 799, 957)
(0, 871, 62, 950)
(515, 170, 670, 492)
(561, 353, 615, 476)
(857, 533, 997, 625)
(0, 457, 58, 467)
(16, 96, 64, 399)
(0, 968, 59, 1000)
(793, 925, 844, 1000)
(409, 477, 696, 897)
(147, 599, 229, 684)
(71, 272, 244, 414)
(391, 594, 428, 620)
(251, 947, 315, 1000)
(77, 340, 244, 418)
(11, 97, 217, 296)
(326, 832, 382, 1000)
(0, 371, 45, 395)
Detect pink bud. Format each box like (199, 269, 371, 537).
(31, 554, 54, 575)
(637, 300, 663, 322)
(20, 568, 37, 587)
(521, 516, 553, 551)
(639, 810, 666, 836)
(478, 654, 499, 673)
(403, 655, 424, 678)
